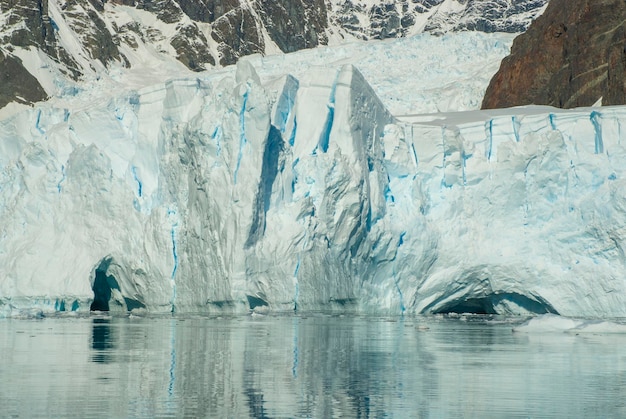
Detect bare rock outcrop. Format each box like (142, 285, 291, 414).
(482, 0, 626, 109)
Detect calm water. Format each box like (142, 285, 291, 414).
(1, 313, 626, 418)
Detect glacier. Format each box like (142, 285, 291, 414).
(3, 34, 626, 318)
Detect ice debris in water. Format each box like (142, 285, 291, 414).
(513, 315, 626, 334)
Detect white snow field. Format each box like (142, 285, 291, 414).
(2, 31, 626, 318)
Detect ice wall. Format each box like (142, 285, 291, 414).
(2, 63, 626, 317)
(395, 106, 626, 317)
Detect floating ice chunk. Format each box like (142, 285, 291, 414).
(512, 315, 584, 333)
(514, 315, 626, 334)
(568, 321, 626, 334)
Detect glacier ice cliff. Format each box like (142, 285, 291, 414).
(2, 61, 626, 318)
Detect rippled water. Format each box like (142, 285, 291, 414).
(1, 313, 626, 418)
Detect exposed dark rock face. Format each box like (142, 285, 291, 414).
(139, 0, 184, 24)
(0, 0, 81, 101)
(0, 51, 48, 108)
(174, 0, 237, 22)
(332, 0, 411, 40)
(332, 0, 547, 40)
(257, 0, 328, 53)
(171, 23, 216, 69)
(210, 6, 264, 65)
(482, 0, 626, 109)
(63, 1, 128, 68)
(1, 0, 54, 48)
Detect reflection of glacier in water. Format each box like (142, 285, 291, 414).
(2, 314, 626, 418)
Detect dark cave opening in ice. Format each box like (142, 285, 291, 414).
(90, 266, 115, 312)
(247, 295, 269, 310)
(90, 258, 145, 312)
(431, 292, 558, 316)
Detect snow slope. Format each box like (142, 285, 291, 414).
(2, 31, 626, 318)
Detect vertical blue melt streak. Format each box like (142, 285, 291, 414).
(591, 111, 603, 154)
(211, 125, 222, 156)
(57, 165, 66, 193)
(131, 166, 142, 197)
(234, 83, 250, 184)
(291, 157, 299, 196)
(384, 180, 395, 203)
(289, 117, 297, 147)
(394, 272, 406, 315)
(35, 110, 45, 135)
(441, 127, 447, 188)
(168, 209, 178, 313)
(512, 116, 521, 142)
(171, 227, 178, 280)
(293, 256, 301, 311)
(549, 113, 557, 131)
(486, 119, 493, 161)
(410, 143, 419, 168)
(394, 232, 407, 315)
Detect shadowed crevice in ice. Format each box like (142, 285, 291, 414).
(207, 300, 236, 310)
(90, 257, 146, 312)
(429, 292, 558, 315)
(245, 125, 284, 248)
(247, 295, 269, 310)
(316, 69, 340, 154)
(90, 258, 117, 311)
(124, 297, 146, 311)
(329, 297, 358, 308)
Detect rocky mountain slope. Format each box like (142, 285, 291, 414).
(482, 0, 626, 109)
(330, 0, 548, 39)
(0, 0, 547, 110)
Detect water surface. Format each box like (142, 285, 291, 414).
(1, 314, 625, 418)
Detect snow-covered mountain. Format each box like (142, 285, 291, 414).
(329, 0, 548, 39)
(0, 0, 548, 110)
(3, 28, 626, 318)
